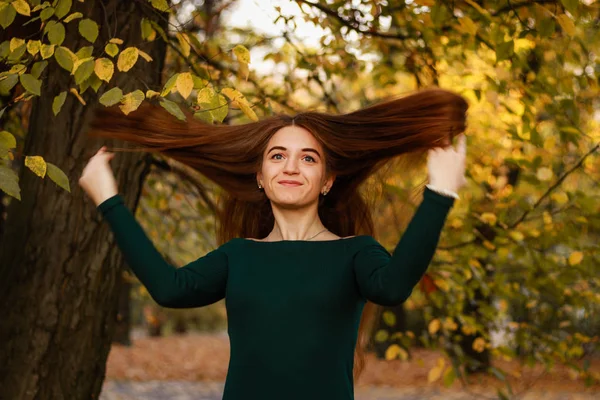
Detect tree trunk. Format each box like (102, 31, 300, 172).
(0, 1, 167, 399)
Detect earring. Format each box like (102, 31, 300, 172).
(322, 188, 328, 195)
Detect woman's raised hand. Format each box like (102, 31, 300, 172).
(79, 146, 119, 206)
(427, 133, 467, 193)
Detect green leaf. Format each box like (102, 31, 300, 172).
(40, 6, 54, 21)
(159, 98, 186, 121)
(150, 0, 170, 12)
(382, 311, 397, 327)
(30, 60, 48, 79)
(76, 45, 94, 59)
(52, 91, 67, 116)
(537, 18, 555, 38)
(443, 366, 456, 387)
(430, 2, 448, 27)
(0, 74, 18, 95)
(160, 73, 178, 97)
(560, 0, 578, 15)
(0, 165, 20, 200)
(47, 22, 66, 46)
(496, 40, 514, 62)
(88, 72, 103, 92)
(54, 46, 75, 72)
(46, 162, 70, 192)
(19, 74, 41, 96)
(99, 87, 123, 106)
(105, 43, 119, 57)
(54, 0, 72, 20)
(79, 18, 99, 43)
(74, 59, 95, 84)
(0, 130, 16, 149)
(0, 3, 17, 29)
(140, 18, 154, 40)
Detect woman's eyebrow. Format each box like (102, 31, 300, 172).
(267, 146, 321, 157)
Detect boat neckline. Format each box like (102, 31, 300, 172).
(237, 235, 372, 243)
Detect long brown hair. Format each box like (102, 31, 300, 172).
(87, 86, 468, 382)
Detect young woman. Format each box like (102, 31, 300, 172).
(79, 87, 468, 399)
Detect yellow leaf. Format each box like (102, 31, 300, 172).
(457, 16, 478, 35)
(109, 38, 124, 45)
(450, 218, 463, 229)
(25, 155, 47, 178)
(464, 0, 490, 18)
(483, 240, 496, 251)
(10, 37, 25, 52)
(197, 87, 217, 104)
(94, 58, 114, 82)
(119, 90, 145, 115)
(235, 98, 258, 121)
(427, 358, 445, 383)
(433, 278, 450, 292)
(385, 344, 408, 361)
(472, 337, 486, 353)
(145, 90, 160, 98)
(176, 32, 190, 58)
(568, 251, 583, 266)
(556, 14, 576, 37)
(176, 72, 194, 99)
(40, 44, 55, 59)
(117, 47, 139, 72)
(138, 49, 153, 62)
(480, 212, 497, 226)
(536, 167, 553, 181)
(543, 211, 552, 225)
(428, 319, 441, 335)
(509, 231, 524, 242)
(461, 325, 477, 335)
(232, 44, 251, 64)
(26, 40, 41, 55)
(551, 191, 569, 205)
(443, 317, 458, 331)
(12, 0, 31, 16)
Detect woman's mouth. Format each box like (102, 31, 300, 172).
(278, 181, 302, 187)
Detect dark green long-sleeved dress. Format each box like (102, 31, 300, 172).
(97, 186, 455, 399)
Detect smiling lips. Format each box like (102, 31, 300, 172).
(278, 180, 302, 187)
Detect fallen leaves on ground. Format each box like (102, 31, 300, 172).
(106, 332, 599, 395)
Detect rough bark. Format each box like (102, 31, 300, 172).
(0, 1, 167, 399)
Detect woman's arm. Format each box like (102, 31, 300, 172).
(98, 194, 228, 308)
(352, 187, 455, 306)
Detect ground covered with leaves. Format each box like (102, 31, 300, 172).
(105, 332, 599, 397)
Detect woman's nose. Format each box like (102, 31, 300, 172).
(283, 159, 299, 173)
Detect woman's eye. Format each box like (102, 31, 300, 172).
(271, 153, 316, 163)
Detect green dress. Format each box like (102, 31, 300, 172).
(97, 186, 455, 399)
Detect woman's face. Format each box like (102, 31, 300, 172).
(257, 125, 334, 208)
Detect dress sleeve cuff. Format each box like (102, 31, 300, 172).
(97, 194, 124, 217)
(423, 185, 457, 208)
